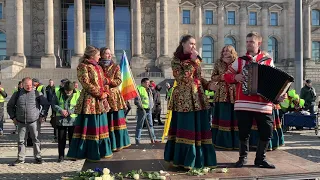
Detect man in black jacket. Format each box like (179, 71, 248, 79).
(300, 79, 317, 114)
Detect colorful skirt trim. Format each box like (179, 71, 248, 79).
(164, 110, 217, 169)
(66, 114, 113, 161)
(211, 102, 239, 150)
(250, 109, 285, 150)
(107, 109, 131, 151)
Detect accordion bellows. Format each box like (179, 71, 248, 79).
(242, 63, 294, 103)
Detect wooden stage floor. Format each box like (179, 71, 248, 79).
(82, 143, 320, 180)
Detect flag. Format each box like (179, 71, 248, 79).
(162, 80, 177, 142)
(119, 51, 139, 101)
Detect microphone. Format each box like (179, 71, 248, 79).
(197, 55, 202, 61)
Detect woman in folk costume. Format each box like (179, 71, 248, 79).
(99, 47, 131, 152)
(211, 45, 239, 150)
(67, 45, 113, 161)
(164, 35, 217, 169)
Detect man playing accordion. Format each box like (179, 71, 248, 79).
(224, 32, 286, 169)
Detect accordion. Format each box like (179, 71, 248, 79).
(242, 63, 294, 103)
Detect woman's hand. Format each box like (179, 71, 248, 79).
(191, 49, 198, 61)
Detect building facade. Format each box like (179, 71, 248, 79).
(1, 0, 320, 80)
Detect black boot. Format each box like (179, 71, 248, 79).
(235, 140, 249, 168)
(254, 140, 275, 169)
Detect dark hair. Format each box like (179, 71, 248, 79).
(174, 35, 194, 57)
(141, 78, 149, 84)
(100, 47, 110, 60)
(18, 81, 22, 85)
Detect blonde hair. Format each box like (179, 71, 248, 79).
(81, 45, 99, 61)
(219, 45, 238, 63)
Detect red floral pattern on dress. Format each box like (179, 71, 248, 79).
(168, 57, 210, 112)
(74, 58, 110, 114)
(100, 63, 127, 111)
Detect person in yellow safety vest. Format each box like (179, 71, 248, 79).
(12, 81, 23, 94)
(52, 81, 80, 162)
(0, 81, 7, 135)
(73, 81, 81, 93)
(205, 90, 215, 106)
(55, 78, 69, 94)
(134, 78, 158, 144)
(280, 89, 305, 113)
(32, 78, 46, 97)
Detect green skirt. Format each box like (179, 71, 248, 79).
(66, 114, 113, 161)
(250, 109, 285, 150)
(107, 109, 131, 151)
(164, 110, 217, 169)
(211, 102, 239, 150)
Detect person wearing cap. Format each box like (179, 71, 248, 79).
(300, 79, 317, 114)
(0, 81, 7, 135)
(32, 78, 46, 96)
(52, 81, 80, 162)
(55, 78, 69, 94)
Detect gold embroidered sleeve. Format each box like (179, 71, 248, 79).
(77, 63, 102, 98)
(171, 59, 193, 84)
(109, 65, 122, 88)
(211, 61, 222, 82)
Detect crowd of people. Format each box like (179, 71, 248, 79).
(0, 31, 318, 171)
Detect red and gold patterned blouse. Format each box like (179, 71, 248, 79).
(211, 60, 236, 103)
(101, 63, 127, 111)
(74, 58, 110, 114)
(168, 57, 210, 112)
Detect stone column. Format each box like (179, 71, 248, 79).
(9, 0, 26, 67)
(261, 3, 269, 51)
(217, 1, 225, 55)
(158, 0, 172, 77)
(106, 0, 115, 54)
(283, 3, 289, 60)
(41, 0, 56, 69)
(131, 0, 144, 68)
(71, 0, 84, 69)
(303, 0, 312, 60)
(239, 2, 247, 55)
(195, 2, 202, 56)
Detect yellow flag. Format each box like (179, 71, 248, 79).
(162, 81, 177, 142)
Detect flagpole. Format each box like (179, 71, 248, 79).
(122, 51, 155, 143)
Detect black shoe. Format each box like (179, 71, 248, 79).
(235, 158, 247, 168)
(254, 140, 275, 169)
(58, 156, 64, 163)
(254, 159, 275, 169)
(35, 158, 44, 164)
(10, 159, 25, 166)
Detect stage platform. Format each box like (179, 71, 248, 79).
(82, 143, 320, 180)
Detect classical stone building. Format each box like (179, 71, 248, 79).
(1, 0, 320, 81)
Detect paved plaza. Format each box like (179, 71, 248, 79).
(0, 117, 320, 180)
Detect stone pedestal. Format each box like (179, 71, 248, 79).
(160, 63, 173, 79)
(41, 55, 57, 69)
(130, 56, 144, 69)
(9, 55, 26, 68)
(71, 55, 81, 69)
(0, 60, 24, 79)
